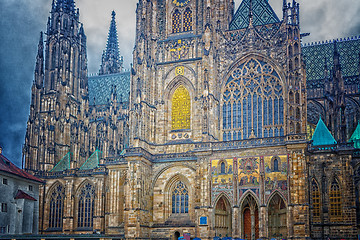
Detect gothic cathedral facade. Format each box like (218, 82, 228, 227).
(23, 0, 360, 239)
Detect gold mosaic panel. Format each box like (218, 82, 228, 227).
(171, 85, 191, 130)
(211, 159, 234, 184)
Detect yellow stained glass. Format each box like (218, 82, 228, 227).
(172, 10, 181, 34)
(172, 85, 191, 130)
(183, 8, 192, 32)
(329, 179, 342, 222)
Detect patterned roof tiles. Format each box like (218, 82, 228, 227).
(88, 71, 131, 106)
(229, 0, 280, 30)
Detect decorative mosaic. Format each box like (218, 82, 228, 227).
(229, 0, 280, 30)
(88, 71, 130, 105)
(211, 159, 234, 203)
(302, 37, 360, 82)
(238, 157, 260, 198)
(264, 155, 288, 199)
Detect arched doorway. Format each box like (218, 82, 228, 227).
(214, 196, 232, 238)
(174, 231, 180, 240)
(241, 194, 259, 240)
(268, 193, 287, 238)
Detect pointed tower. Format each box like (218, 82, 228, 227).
(99, 11, 123, 75)
(24, 0, 90, 173)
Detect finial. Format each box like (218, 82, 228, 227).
(249, 0, 253, 20)
(112, 10, 116, 18)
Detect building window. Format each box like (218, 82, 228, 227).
(329, 179, 342, 222)
(273, 158, 279, 172)
(222, 58, 284, 140)
(77, 183, 95, 228)
(49, 184, 65, 229)
(0, 226, 7, 234)
(172, 181, 189, 214)
(172, 9, 182, 33)
(2, 178, 7, 185)
(171, 85, 191, 130)
(183, 8, 192, 32)
(311, 179, 321, 222)
(1, 203, 7, 212)
(220, 162, 226, 174)
(29, 185, 33, 191)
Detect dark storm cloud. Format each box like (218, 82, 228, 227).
(0, 0, 359, 167)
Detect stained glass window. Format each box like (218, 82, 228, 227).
(330, 179, 342, 222)
(172, 181, 189, 214)
(222, 58, 284, 140)
(311, 179, 321, 223)
(172, 9, 181, 33)
(183, 8, 192, 32)
(77, 183, 95, 228)
(49, 184, 65, 229)
(172, 85, 191, 130)
(221, 162, 226, 174)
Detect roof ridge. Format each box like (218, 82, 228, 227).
(303, 35, 360, 47)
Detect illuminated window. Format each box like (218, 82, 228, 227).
(222, 58, 284, 140)
(183, 8, 192, 32)
(49, 184, 64, 229)
(77, 183, 95, 228)
(171, 85, 191, 130)
(172, 9, 181, 33)
(311, 179, 321, 222)
(172, 181, 189, 214)
(329, 179, 342, 222)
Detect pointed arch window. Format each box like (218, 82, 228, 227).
(220, 162, 226, 174)
(172, 9, 182, 33)
(311, 179, 321, 222)
(222, 58, 284, 140)
(329, 179, 342, 222)
(77, 183, 95, 228)
(183, 8, 192, 32)
(49, 184, 65, 229)
(274, 158, 279, 172)
(172, 181, 189, 214)
(171, 85, 191, 130)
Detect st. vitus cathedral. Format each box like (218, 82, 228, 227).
(23, 0, 360, 239)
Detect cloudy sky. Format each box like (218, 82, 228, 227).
(0, 0, 359, 167)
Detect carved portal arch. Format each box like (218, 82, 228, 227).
(239, 192, 260, 239)
(267, 192, 287, 238)
(214, 195, 232, 238)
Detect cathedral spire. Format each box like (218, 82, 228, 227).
(54, 0, 76, 14)
(99, 11, 123, 75)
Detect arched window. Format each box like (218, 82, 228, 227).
(330, 179, 342, 222)
(311, 179, 321, 222)
(171, 85, 191, 130)
(77, 183, 95, 228)
(222, 58, 284, 140)
(49, 184, 65, 229)
(220, 162, 226, 174)
(172, 181, 189, 214)
(274, 158, 279, 172)
(172, 9, 181, 33)
(183, 8, 192, 32)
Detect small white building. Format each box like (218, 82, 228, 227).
(0, 147, 43, 235)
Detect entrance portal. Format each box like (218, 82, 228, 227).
(268, 194, 287, 238)
(214, 196, 232, 237)
(174, 231, 180, 240)
(241, 194, 259, 240)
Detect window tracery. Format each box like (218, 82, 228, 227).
(172, 7, 193, 34)
(49, 184, 65, 229)
(311, 179, 321, 222)
(329, 179, 342, 222)
(222, 58, 284, 141)
(171, 85, 191, 130)
(183, 8, 192, 32)
(172, 9, 181, 33)
(172, 181, 189, 214)
(77, 183, 95, 228)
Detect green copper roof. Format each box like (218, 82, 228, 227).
(303, 37, 360, 83)
(88, 71, 130, 106)
(50, 152, 71, 172)
(350, 121, 360, 149)
(311, 118, 337, 146)
(229, 0, 280, 30)
(80, 150, 101, 170)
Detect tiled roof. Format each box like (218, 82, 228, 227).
(229, 0, 280, 30)
(80, 150, 101, 170)
(311, 118, 337, 146)
(0, 154, 43, 183)
(14, 190, 37, 201)
(50, 152, 71, 172)
(350, 121, 360, 149)
(88, 71, 131, 106)
(302, 37, 360, 82)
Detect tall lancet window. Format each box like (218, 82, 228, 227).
(311, 179, 321, 222)
(172, 85, 191, 130)
(77, 183, 95, 228)
(183, 8, 192, 32)
(222, 58, 284, 141)
(329, 179, 342, 222)
(172, 9, 182, 33)
(172, 181, 189, 214)
(49, 184, 65, 229)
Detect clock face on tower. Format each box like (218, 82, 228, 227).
(172, 0, 191, 7)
